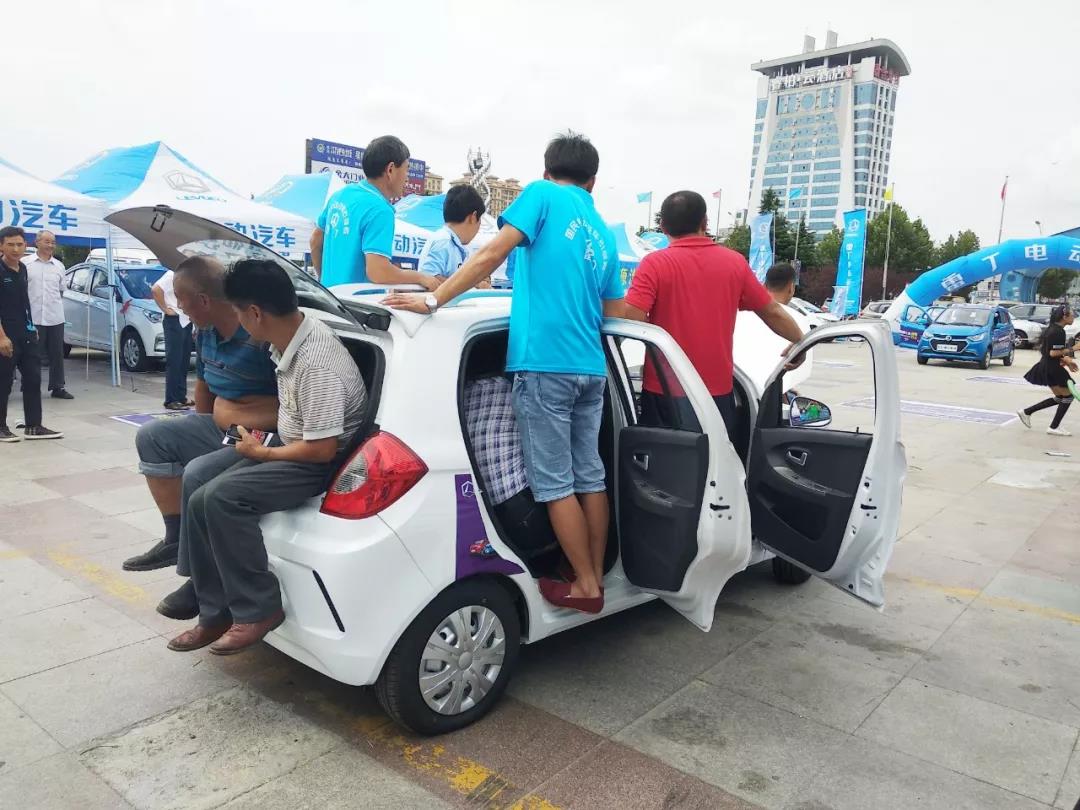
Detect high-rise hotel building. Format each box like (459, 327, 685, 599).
(746, 32, 911, 235)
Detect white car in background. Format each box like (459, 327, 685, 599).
(62, 262, 167, 372)
(104, 204, 908, 736)
(789, 296, 840, 329)
(1008, 303, 1080, 349)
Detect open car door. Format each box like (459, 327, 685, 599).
(896, 303, 932, 348)
(604, 321, 752, 631)
(747, 320, 906, 607)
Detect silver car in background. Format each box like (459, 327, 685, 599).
(62, 263, 167, 372)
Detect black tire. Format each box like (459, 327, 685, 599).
(376, 579, 521, 735)
(1014, 331, 1027, 349)
(917, 354, 928, 366)
(772, 556, 812, 585)
(979, 349, 992, 370)
(1003, 347, 1014, 367)
(120, 329, 149, 373)
(62, 343, 72, 358)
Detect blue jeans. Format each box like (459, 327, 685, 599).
(163, 315, 193, 405)
(511, 372, 607, 503)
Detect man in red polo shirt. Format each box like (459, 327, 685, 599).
(622, 191, 803, 437)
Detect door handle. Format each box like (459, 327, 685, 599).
(632, 452, 649, 471)
(787, 449, 808, 467)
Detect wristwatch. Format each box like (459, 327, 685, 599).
(424, 294, 439, 314)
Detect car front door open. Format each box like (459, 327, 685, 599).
(747, 320, 906, 607)
(603, 321, 752, 631)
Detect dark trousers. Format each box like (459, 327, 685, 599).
(0, 329, 42, 428)
(162, 316, 193, 405)
(186, 456, 332, 625)
(37, 323, 66, 392)
(640, 391, 737, 444)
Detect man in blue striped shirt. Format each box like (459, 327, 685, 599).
(417, 186, 488, 285)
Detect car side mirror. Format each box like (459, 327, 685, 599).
(115, 288, 123, 303)
(788, 396, 832, 429)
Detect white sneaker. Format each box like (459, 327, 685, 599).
(1017, 410, 1032, 428)
(1047, 426, 1072, 437)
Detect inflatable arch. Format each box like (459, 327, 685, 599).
(884, 235, 1080, 332)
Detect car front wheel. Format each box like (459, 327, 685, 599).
(980, 349, 992, 370)
(376, 579, 521, 735)
(120, 328, 149, 373)
(1003, 346, 1014, 366)
(917, 354, 928, 366)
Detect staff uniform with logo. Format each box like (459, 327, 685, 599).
(184, 315, 367, 628)
(24, 252, 69, 397)
(417, 226, 468, 279)
(127, 322, 278, 571)
(316, 180, 395, 287)
(498, 180, 624, 503)
(154, 270, 194, 407)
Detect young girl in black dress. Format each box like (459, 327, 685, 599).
(1018, 304, 1078, 436)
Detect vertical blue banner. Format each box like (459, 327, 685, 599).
(748, 213, 774, 281)
(836, 208, 867, 316)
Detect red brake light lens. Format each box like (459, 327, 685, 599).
(320, 431, 428, 520)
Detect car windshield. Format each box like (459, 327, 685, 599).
(935, 307, 991, 327)
(1029, 305, 1054, 324)
(792, 297, 823, 313)
(115, 267, 165, 299)
(173, 238, 353, 322)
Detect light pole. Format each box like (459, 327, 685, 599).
(1035, 220, 1044, 236)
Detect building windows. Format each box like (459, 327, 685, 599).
(792, 162, 811, 173)
(855, 120, 875, 132)
(793, 150, 814, 160)
(814, 184, 840, 195)
(790, 174, 810, 185)
(854, 195, 866, 207)
(855, 183, 867, 194)
(814, 160, 841, 171)
(855, 133, 873, 146)
(811, 196, 839, 208)
(764, 164, 788, 176)
(756, 99, 768, 119)
(813, 172, 841, 183)
(754, 122, 764, 132)
(809, 208, 836, 219)
(788, 198, 807, 209)
(815, 148, 841, 159)
(855, 108, 875, 120)
(854, 83, 877, 106)
(763, 178, 787, 188)
(855, 147, 871, 158)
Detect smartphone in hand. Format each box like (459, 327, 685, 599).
(222, 425, 275, 447)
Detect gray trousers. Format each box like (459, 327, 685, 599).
(37, 324, 65, 391)
(185, 456, 332, 625)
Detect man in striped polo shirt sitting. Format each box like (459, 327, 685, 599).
(167, 259, 367, 655)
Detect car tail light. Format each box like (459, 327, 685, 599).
(320, 431, 428, 520)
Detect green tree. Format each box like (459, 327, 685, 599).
(816, 227, 842, 267)
(723, 225, 750, 257)
(759, 188, 781, 215)
(863, 204, 934, 274)
(1038, 268, 1075, 300)
(934, 229, 980, 266)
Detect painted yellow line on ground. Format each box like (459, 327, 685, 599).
(0, 549, 29, 560)
(46, 549, 149, 603)
(307, 695, 562, 809)
(891, 574, 1080, 625)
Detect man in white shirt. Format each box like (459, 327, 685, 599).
(417, 185, 490, 286)
(153, 269, 194, 410)
(23, 231, 72, 400)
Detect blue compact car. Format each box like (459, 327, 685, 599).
(916, 304, 1015, 369)
(894, 304, 946, 349)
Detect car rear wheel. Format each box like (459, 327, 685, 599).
(120, 329, 149, 373)
(376, 579, 521, 735)
(980, 349, 992, 370)
(1014, 331, 1028, 349)
(772, 556, 812, 585)
(917, 354, 928, 366)
(1003, 346, 1014, 366)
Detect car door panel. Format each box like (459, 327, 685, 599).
(748, 320, 905, 607)
(88, 270, 113, 348)
(618, 428, 709, 591)
(603, 321, 752, 631)
(64, 265, 92, 344)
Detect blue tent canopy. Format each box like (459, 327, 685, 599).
(639, 231, 670, 250)
(395, 193, 447, 230)
(255, 172, 345, 222)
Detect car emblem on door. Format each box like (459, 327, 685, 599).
(164, 170, 211, 194)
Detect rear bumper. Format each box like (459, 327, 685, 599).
(260, 501, 433, 687)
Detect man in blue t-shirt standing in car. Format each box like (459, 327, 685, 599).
(311, 135, 441, 293)
(384, 132, 623, 614)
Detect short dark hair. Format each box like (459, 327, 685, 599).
(443, 185, 486, 224)
(224, 259, 298, 317)
(175, 255, 226, 299)
(765, 263, 797, 290)
(0, 226, 25, 243)
(659, 191, 707, 238)
(544, 131, 599, 184)
(362, 135, 410, 179)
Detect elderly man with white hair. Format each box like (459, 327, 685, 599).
(24, 230, 73, 400)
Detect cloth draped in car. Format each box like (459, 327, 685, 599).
(464, 376, 528, 505)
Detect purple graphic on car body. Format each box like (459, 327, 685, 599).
(454, 473, 524, 579)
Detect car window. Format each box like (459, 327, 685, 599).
(936, 307, 990, 327)
(607, 336, 703, 433)
(69, 266, 92, 293)
(116, 267, 166, 300)
(91, 269, 112, 299)
(777, 338, 875, 436)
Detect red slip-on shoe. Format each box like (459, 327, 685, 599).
(538, 578, 604, 614)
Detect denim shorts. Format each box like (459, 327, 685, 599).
(511, 371, 607, 503)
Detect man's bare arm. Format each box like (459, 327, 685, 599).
(603, 298, 626, 318)
(619, 302, 647, 322)
(310, 227, 324, 274)
(365, 255, 441, 291)
(151, 283, 172, 315)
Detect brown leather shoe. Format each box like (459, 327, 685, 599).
(209, 610, 286, 656)
(167, 623, 230, 652)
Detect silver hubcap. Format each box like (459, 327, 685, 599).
(123, 337, 140, 368)
(419, 606, 506, 716)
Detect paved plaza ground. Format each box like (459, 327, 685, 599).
(1, 342, 1079, 809)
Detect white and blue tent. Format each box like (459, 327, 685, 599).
(395, 193, 511, 284)
(0, 156, 107, 246)
(255, 172, 346, 222)
(639, 230, 670, 250)
(55, 141, 312, 260)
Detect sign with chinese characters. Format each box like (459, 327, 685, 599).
(305, 138, 426, 197)
(835, 209, 867, 316)
(0, 199, 82, 234)
(221, 223, 298, 253)
(770, 65, 852, 91)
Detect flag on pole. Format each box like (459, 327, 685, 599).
(1000, 178, 1008, 200)
(788, 187, 803, 200)
(884, 184, 894, 202)
(636, 191, 652, 203)
(711, 189, 722, 199)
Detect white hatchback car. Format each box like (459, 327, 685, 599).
(110, 206, 907, 735)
